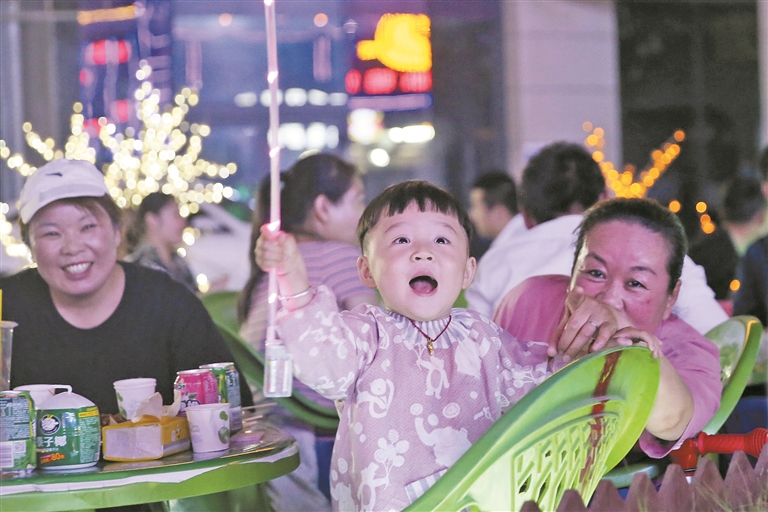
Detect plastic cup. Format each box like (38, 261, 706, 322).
(1, 321, 18, 391)
(13, 384, 72, 407)
(185, 403, 231, 453)
(113, 378, 157, 419)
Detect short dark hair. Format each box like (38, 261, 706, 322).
(471, 170, 518, 215)
(521, 142, 605, 225)
(574, 198, 687, 294)
(20, 194, 122, 246)
(356, 180, 473, 253)
(723, 174, 767, 224)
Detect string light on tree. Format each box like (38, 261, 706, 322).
(583, 123, 684, 199)
(0, 67, 237, 261)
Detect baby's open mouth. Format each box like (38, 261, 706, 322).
(410, 275, 437, 295)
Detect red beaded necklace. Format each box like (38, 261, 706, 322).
(409, 315, 452, 356)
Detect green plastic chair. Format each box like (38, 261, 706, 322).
(602, 315, 764, 488)
(404, 346, 660, 512)
(200, 291, 340, 430)
(200, 290, 241, 333)
(700, 315, 763, 434)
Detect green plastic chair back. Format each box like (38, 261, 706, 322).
(700, 315, 762, 434)
(404, 346, 660, 512)
(200, 290, 241, 333)
(601, 315, 764, 489)
(200, 291, 340, 431)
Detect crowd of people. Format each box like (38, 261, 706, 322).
(2, 142, 766, 511)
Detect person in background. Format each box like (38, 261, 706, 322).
(689, 174, 767, 314)
(466, 141, 727, 334)
(466, 143, 606, 318)
(494, 197, 721, 458)
(239, 152, 378, 512)
(466, 170, 518, 260)
(255, 180, 567, 511)
(125, 191, 198, 293)
(734, 146, 768, 324)
(1, 158, 251, 414)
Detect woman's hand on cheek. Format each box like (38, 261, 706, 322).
(548, 286, 619, 359)
(611, 326, 663, 359)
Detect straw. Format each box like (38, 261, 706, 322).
(264, 0, 281, 346)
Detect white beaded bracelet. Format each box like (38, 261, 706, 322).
(278, 285, 314, 302)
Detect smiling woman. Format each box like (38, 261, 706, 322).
(0, 158, 251, 415)
(494, 197, 722, 457)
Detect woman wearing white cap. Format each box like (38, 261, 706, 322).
(0, 158, 251, 413)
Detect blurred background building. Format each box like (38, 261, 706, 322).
(1, 0, 767, 286)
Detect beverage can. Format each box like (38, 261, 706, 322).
(200, 362, 242, 431)
(0, 390, 35, 474)
(174, 369, 219, 414)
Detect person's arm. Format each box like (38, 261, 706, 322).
(275, 286, 378, 400)
(638, 319, 722, 457)
(608, 326, 692, 441)
(255, 225, 311, 310)
(255, 225, 377, 400)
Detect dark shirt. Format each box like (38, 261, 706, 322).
(688, 228, 740, 301)
(733, 235, 768, 325)
(126, 243, 198, 293)
(1, 261, 251, 413)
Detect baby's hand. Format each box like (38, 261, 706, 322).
(255, 225, 311, 309)
(255, 224, 301, 276)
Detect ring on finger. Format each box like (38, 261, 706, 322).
(587, 320, 599, 328)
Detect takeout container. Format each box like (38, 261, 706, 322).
(14, 384, 72, 408)
(36, 391, 101, 470)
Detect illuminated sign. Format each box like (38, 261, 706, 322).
(356, 14, 431, 73)
(346, 13, 433, 111)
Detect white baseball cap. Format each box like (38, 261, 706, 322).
(19, 159, 110, 223)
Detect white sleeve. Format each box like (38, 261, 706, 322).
(672, 255, 728, 334)
(466, 253, 514, 318)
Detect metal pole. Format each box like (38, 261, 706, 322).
(0, 1, 26, 202)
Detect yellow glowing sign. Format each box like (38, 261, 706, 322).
(77, 5, 137, 26)
(357, 14, 432, 73)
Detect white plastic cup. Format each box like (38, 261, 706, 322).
(13, 384, 72, 407)
(185, 403, 231, 453)
(1, 321, 18, 391)
(113, 378, 157, 419)
(264, 343, 293, 397)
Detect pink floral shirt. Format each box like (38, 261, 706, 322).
(276, 286, 562, 511)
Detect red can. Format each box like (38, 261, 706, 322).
(174, 369, 219, 414)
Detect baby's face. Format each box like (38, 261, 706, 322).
(357, 203, 476, 321)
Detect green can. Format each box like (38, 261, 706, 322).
(200, 362, 242, 431)
(0, 390, 36, 474)
(36, 392, 101, 470)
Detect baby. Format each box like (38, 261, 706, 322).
(256, 180, 562, 511)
